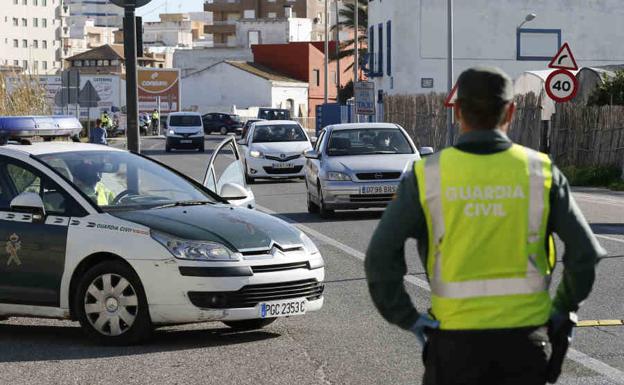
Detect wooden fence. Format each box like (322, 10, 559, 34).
(551, 104, 624, 167)
(383, 92, 543, 150)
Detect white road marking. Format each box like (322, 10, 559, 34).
(256, 204, 624, 384)
(574, 193, 624, 208)
(597, 235, 624, 245)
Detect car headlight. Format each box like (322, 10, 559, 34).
(168, 129, 175, 135)
(300, 232, 319, 256)
(151, 230, 239, 262)
(250, 150, 264, 158)
(327, 171, 352, 181)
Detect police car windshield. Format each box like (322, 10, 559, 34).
(252, 124, 307, 143)
(36, 151, 216, 211)
(327, 129, 414, 156)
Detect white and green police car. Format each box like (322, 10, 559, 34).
(0, 116, 324, 345)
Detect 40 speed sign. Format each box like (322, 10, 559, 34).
(545, 69, 578, 103)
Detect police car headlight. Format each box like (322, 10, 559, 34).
(327, 171, 351, 181)
(151, 231, 239, 262)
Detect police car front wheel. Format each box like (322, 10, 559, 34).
(75, 261, 152, 345)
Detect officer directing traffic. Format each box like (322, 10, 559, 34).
(365, 67, 605, 384)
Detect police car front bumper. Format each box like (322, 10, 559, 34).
(130, 253, 325, 325)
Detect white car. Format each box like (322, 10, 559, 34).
(166, 112, 205, 152)
(238, 120, 313, 183)
(0, 116, 324, 345)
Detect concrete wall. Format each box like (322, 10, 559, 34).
(271, 83, 309, 117)
(368, 0, 624, 96)
(173, 48, 253, 76)
(235, 18, 312, 48)
(144, 21, 194, 48)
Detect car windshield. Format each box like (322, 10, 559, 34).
(169, 115, 201, 126)
(326, 128, 414, 156)
(229, 115, 241, 122)
(37, 151, 216, 211)
(252, 124, 308, 143)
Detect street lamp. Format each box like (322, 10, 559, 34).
(446, 0, 453, 146)
(517, 13, 537, 29)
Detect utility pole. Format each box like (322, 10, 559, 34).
(446, 0, 454, 147)
(324, 0, 329, 104)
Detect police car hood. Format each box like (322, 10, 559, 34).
(326, 154, 420, 173)
(112, 204, 303, 252)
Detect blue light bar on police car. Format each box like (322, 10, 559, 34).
(0, 116, 82, 139)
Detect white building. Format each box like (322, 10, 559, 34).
(0, 0, 62, 74)
(236, 18, 312, 48)
(62, 19, 118, 58)
(173, 48, 254, 77)
(180, 61, 308, 115)
(367, 0, 624, 96)
(66, 0, 123, 36)
(144, 20, 194, 48)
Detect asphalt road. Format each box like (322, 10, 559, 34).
(1, 135, 623, 385)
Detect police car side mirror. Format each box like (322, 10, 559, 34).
(10, 192, 46, 219)
(419, 147, 434, 157)
(220, 182, 249, 201)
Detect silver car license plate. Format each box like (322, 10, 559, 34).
(360, 185, 397, 195)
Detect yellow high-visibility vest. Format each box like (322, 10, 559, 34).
(415, 144, 555, 330)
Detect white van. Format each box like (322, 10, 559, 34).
(166, 112, 205, 152)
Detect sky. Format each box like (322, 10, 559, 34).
(136, 0, 204, 22)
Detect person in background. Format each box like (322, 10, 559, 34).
(89, 119, 107, 145)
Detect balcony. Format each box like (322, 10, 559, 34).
(204, 0, 243, 12)
(204, 21, 237, 35)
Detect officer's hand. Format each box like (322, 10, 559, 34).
(549, 311, 577, 341)
(409, 314, 440, 347)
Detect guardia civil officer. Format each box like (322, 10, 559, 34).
(365, 67, 605, 385)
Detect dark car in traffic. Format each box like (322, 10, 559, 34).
(202, 113, 243, 135)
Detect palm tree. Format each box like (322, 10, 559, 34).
(331, 0, 368, 73)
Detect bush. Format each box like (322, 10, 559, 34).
(560, 165, 623, 187)
(0, 73, 51, 116)
(587, 70, 624, 106)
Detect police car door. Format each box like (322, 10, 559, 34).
(0, 157, 85, 307)
(203, 137, 255, 209)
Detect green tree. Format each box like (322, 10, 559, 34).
(331, 0, 368, 73)
(587, 70, 624, 106)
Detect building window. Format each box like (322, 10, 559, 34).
(111, 59, 120, 66)
(42, 18, 47, 28)
(33, 60, 38, 70)
(378, 23, 383, 75)
(22, 39, 27, 48)
(42, 40, 47, 49)
(248, 30, 260, 47)
(386, 20, 391, 76)
(90, 60, 96, 66)
(13, 39, 18, 48)
(33, 18, 38, 27)
(33, 40, 38, 48)
(22, 18, 27, 27)
(14, 60, 19, 66)
(243, 9, 255, 18)
(74, 60, 82, 67)
(103, 60, 110, 66)
(267, 12, 276, 18)
(22, 60, 28, 70)
(368, 26, 375, 74)
(13, 0, 18, 4)
(42, 0, 46, 5)
(313, 69, 320, 87)
(42, 61, 47, 70)
(13, 18, 18, 26)
(22, 0, 27, 5)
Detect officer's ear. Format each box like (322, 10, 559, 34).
(503, 102, 516, 125)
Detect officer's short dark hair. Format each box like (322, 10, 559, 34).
(456, 67, 514, 130)
(96, 119, 102, 126)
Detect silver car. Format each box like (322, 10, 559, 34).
(303, 123, 433, 217)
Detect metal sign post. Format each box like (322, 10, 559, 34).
(111, 0, 151, 153)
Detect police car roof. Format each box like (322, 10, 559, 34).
(2, 142, 125, 156)
(328, 123, 401, 131)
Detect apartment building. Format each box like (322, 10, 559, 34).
(143, 13, 213, 48)
(204, 0, 326, 47)
(65, 0, 123, 35)
(0, 0, 62, 74)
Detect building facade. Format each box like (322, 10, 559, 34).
(143, 13, 213, 49)
(180, 60, 308, 115)
(368, 0, 624, 96)
(0, 0, 62, 74)
(204, 0, 326, 47)
(65, 0, 123, 34)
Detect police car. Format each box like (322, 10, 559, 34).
(0, 116, 324, 345)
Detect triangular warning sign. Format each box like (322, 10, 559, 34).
(548, 43, 578, 70)
(444, 83, 458, 107)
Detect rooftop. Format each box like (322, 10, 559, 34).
(225, 61, 306, 84)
